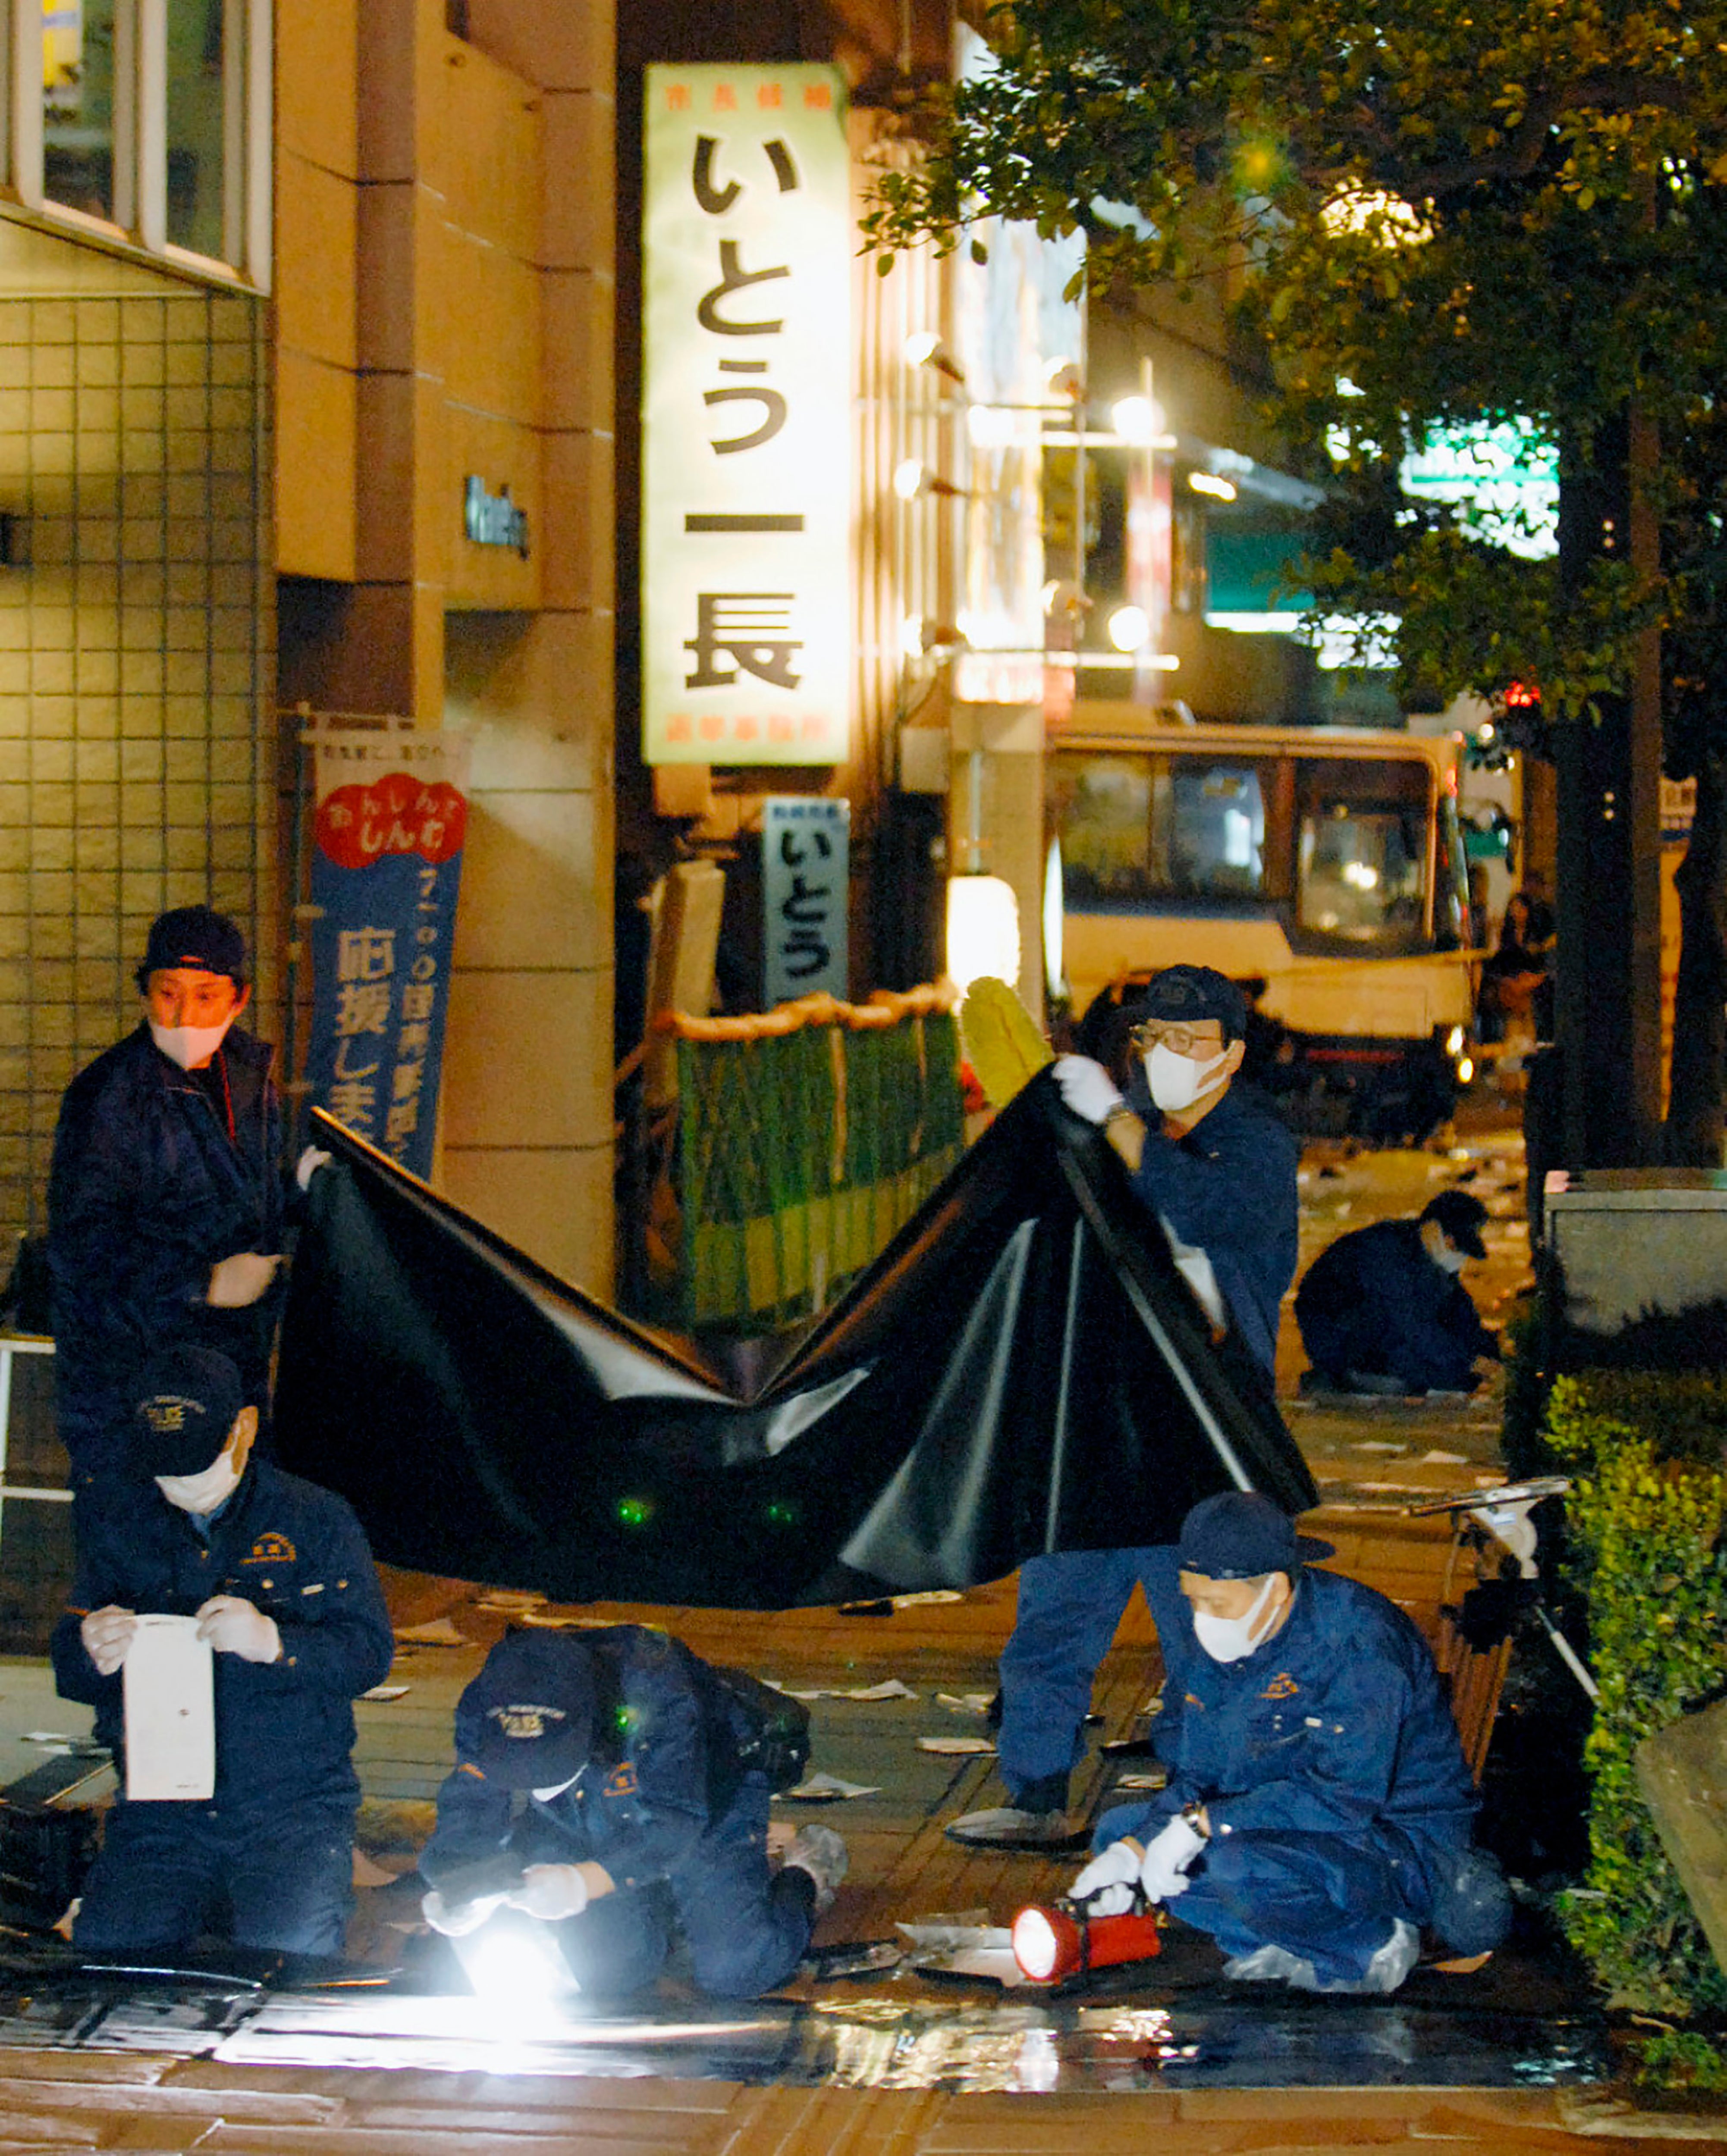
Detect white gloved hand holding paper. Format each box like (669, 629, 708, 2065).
(507, 1864, 590, 1921)
(1069, 1838, 1144, 1917)
(1139, 1812, 1206, 1902)
(421, 1888, 499, 1937)
(196, 1595, 281, 1664)
(1052, 1055, 1127, 1127)
(81, 1605, 137, 1677)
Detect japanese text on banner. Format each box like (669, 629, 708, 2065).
(305, 733, 470, 1184)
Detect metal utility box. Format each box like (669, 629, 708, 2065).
(1545, 1169, 1727, 1335)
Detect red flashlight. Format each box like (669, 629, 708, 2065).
(1011, 1899, 1164, 1983)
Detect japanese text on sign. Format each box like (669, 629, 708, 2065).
(762, 796, 849, 1005)
(643, 64, 851, 768)
(305, 732, 469, 1184)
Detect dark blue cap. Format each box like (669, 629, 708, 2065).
(1177, 1492, 1334, 1581)
(1143, 965, 1248, 1042)
(133, 1345, 246, 1476)
(139, 905, 248, 986)
(1421, 1188, 1489, 1259)
(457, 1631, 595, 1790)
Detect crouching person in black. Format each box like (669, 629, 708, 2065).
(52, 1345, 393, 1957)
(420, 1628, 847, 1999)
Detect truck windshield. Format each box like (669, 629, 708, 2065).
(1294, 758, 1429, 944)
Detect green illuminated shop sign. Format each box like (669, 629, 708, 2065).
(1398, 418, 1557, 559)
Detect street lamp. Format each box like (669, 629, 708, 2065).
(903, 329, 967, 386)
(1107, 603, 1151, 653)
(893, 458, 966, 501)
(1110, 393, 1167, 446)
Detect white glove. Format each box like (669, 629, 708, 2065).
(506, 1864, 589, 1921)
(1139, 1812, 1207, 1902)
(207, 1250, 283, 1308)
(81, 1605, 137, 1677)
(295, 1144, 333, 1193)
(1069, 1839, 1144, 1917)
(195, 1595, 282, 1663)
(1052, 1054, 1127, 1126)
(421, 1888, 499, 1937)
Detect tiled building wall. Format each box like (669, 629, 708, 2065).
(0, 286, 274, 1255)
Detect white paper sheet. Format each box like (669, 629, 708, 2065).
(123, 1614, 215, 1802)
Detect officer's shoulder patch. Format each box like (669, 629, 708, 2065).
(604, 1761, 640, 1799)
(241, 1531, 297, 1565)
(1261, 1671, 1300, 1700)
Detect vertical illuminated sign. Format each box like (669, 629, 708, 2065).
(762, 796, 849, 1003)
(643, 63, 851, 767)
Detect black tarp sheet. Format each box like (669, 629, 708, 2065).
(273, 1075, 1316, 1608)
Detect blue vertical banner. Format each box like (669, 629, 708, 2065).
(762, 796, 849, 1006)
(305, 731, 471, 1182)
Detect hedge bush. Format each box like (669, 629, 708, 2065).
(1542, 1371, 1727, 2016)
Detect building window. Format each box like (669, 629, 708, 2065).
(43, 0, 119, 224)
(165, 0, 224, 257)
(5, 0, 270, 289)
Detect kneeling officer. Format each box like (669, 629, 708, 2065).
(1070, 1493, 1507, 1993)
(421, 1628, 847, 1998)
(52, 1346, 394, 1956)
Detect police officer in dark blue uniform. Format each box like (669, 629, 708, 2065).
(420, 1627, 847, 1999)
(1071, 1493, 1504, 1992)
(48, 907, 292, 1499)
(1297, 1189, 1501, 1397)
(951, 966, 1300, 1847)
(52, 1345, 393, 1957)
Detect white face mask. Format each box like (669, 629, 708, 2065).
(155, 1445, 243, 1517)
(1146, 1040, 1231, 1114)
(150, 1016, 236, 1072)
(1434, 1244, 1470, 1275)
(1192, 1573, 1282, 1664)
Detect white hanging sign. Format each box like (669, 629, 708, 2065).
(642, 63, 852, 768)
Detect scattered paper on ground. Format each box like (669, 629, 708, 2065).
(515, 1609, 616, 1630)
(917, 1736, 996, 1755)
(361, 1684, 410, 1702)
(896, 1914, 1026, 1987)
(392, 1617, 466, 1646)
(894, 1911, 992, 1949)
(1422, 1450, 1469, 1465)
(474, 1589, 546, 1613)
(1114, 1772, 1168, 1791)
(775, 1678, 919, 1702)
(938, 1693, 993, 1714)
(889, 1590, 964, 1608)
(779, 1771, 882, 1802)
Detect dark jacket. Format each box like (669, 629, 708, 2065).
(422, 1627, 769, 1896)
(1296, 1218, 1497, 1392)
(1105, 1567, 1477, 1893)
(1128, 1083, 1300, 1374)
(52, 1459, 392, 1814)
(48, 1024, 285, 1474)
